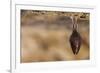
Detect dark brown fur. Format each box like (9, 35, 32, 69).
(70, 29, 82, 55)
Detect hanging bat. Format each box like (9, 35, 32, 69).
(69, 16, 82, 55)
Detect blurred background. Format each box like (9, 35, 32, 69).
(21, 10, 89, 63)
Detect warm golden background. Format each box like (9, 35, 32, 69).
(21, 10, 89, 63)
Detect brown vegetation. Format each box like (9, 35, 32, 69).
(21, 10, 89, 63)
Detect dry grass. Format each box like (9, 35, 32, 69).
(21, 10, 89, 63)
